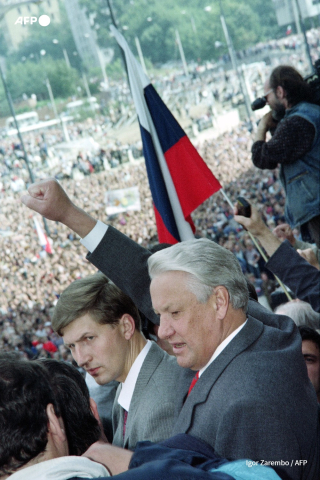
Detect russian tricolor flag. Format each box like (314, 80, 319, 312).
(111, 26, 222, 244)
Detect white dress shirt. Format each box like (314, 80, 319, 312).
(80, 220, 108, 252)
(118, 340, 152, 412)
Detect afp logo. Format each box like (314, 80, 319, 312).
(15, 14, 51, 26)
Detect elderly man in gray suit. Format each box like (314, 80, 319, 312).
(22, 179, 319, 480)
(51, 272, 181, 450)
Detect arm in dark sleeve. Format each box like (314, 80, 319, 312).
(252, 116, 315, 169)
(86, 226, 158, 324)
(266, 240, 320, 312)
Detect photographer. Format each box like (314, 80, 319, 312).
(251, 65, 320, 247)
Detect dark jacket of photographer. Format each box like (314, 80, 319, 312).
(252, 101, 320, 228)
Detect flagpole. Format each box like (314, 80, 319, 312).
(106, 0, 129, 82)
(220, 189, 292, 301)
(111, 25, 195, 242)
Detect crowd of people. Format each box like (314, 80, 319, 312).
(0, 27, 320, 480)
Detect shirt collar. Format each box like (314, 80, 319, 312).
(118, 340, 152, 412)
(199, 320, 247, 377)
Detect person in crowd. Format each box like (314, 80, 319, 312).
(234, 203, 320, 312)
(251, 65, 320, 247)
(0, 354, 282, 480)
(38, 358, 107, 454)
(273, 223, 320, 265)
(0, 353, 116, 479)
(275, 301, 320, 331)
(298, 327, 320, 403)
(51, 272, 182, 449)
(21, 178, 319, 480)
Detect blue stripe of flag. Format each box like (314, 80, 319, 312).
(144, 84, 185, 154)
(139, 123, 181, 241)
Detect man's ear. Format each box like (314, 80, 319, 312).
(213, 286, 229, 320)
(47, 404, 67, 443)
(276, 85, 286, 100)
(119, 314, 136, 340)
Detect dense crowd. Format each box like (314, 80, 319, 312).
(0, 121, 288, 359)
(0, 28, 319, 361)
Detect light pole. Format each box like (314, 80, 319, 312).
(52, 38, 71, 69)
(83, 32, 109, 89)
(0, 0, 52, 236)
(37, 49, 70, 142)
(205, 4, 253, 128)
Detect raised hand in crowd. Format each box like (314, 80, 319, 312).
(21, 178, 96, 238)
(273, 223, 296, 245)
(297, 248, 320, 270)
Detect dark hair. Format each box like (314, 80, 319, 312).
(298, 326, 320, 350)
(38, 359, 101, 455)
(0, 355, 59, 476)
(52, 273, 141, 335)
(269, 65, 314, 106)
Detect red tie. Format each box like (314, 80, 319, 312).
(123, 410, 128, 438)
(187, 371, 199, 396)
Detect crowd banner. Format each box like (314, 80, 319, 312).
(111, 26, 222, 244)
(105, 186, 141, 216)
(33, 216, 53, 254)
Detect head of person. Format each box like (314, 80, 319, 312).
(275, 300, 320, 330)
(38, 358, 101, 455)
(0, 353, 65, 477)
(298, 326, 320, 402)
(148, 238, 248, 371)
(52, 273, 142, 385)
(264, 65, 313, 112)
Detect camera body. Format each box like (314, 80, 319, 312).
(251, 59, 320, 113)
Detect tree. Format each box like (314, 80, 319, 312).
(79, 0, 281, 64)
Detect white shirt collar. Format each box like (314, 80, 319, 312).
(199, 320, 247, 377)
(118, 340, 152, 412)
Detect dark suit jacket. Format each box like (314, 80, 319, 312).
(87, 226, 320, 480)
(266, 240, 320, 313)
(112, 342, 182, 450)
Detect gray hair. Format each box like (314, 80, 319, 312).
(148, 238, 249, 311)
(275, 301, 320, 330)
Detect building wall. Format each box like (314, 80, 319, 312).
(3, 0, 61, 51)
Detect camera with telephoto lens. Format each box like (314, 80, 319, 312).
(251, 59, 320, 113)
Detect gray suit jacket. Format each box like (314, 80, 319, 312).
(112, 342, 183, 450)
(88, 226, 320, 480)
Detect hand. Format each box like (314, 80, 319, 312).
(83, 441, 133, 475)
(255, 111, 278, 142)
(21, 178, 74, 224)
(297, 248, 320, 270)
(259, 111, 278, 132)
(273, 223, 295, 246)
(21, 178, 97, 238)
(234, 204, 268, 238)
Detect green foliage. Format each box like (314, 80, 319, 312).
(80, 0, 281, 64)
(106, 58, 125, 80)
(9, 2, 82, 71)
(6, 58, 80, 101)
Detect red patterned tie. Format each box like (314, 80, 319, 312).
(187, 371, 199, 396)
(123, 410, 128, 438)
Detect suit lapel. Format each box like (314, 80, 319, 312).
(123, 342, 164, 443)
(175, 316, 263, 432)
